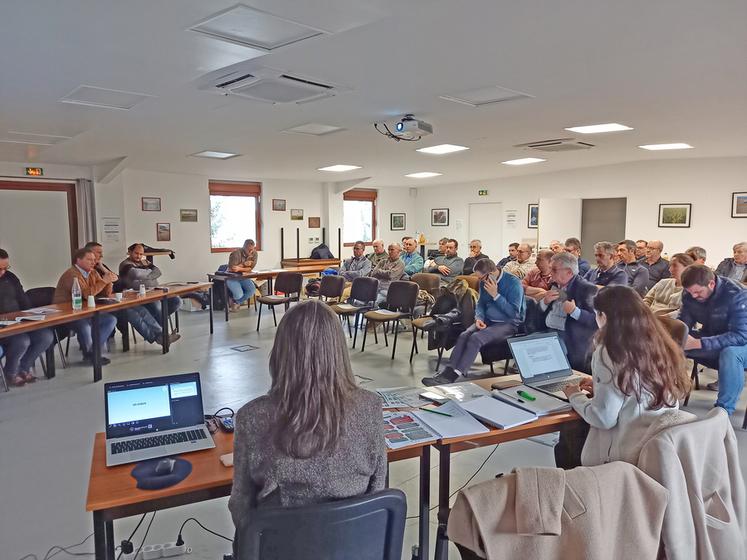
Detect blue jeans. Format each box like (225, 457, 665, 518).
(144, 297, 181, 323)
(1, 329, 54, 376)
(449, 322, 518, 376)
(227, 279, 256, 304)
(126, 306, 163, 343)
(70, 313, 117, 355)
(687, 345, 747, 414)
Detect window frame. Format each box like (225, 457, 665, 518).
(208, 181, 262, 253)
(342, 188, 377, 247)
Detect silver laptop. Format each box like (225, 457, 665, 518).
(105, 372, 215, 467)
(507, 332, 586, 399)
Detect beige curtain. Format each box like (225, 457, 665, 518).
(75, 178, 97, 244)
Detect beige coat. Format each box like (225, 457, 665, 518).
(637, 407, 747, 560)
(447, 462, 668, 560)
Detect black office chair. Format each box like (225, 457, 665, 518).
(361, 281, 419, 360)
(317, 275, 345, 303)
(330, 277, 379, 348)
(25, 287, 70, 369)
(255, 272, 303, 331)
(235, 489, 407, 560)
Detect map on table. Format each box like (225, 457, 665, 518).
(383, 411, 438, 449)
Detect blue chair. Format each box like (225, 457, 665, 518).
(236, 489, 407, 560)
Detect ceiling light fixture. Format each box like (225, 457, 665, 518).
(638, 143, 693, 151)
(564, 123, 633, 134)
(318, 164, 362, 172)
(283, 123, 345, 136)
(189, 150, 241, 159)
(416, 144, 469, 155)
(405, 172, 442, 179)
(501, 157, 546, 166)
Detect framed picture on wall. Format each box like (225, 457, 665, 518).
(527, 204, 539, 228)
(272, 198, 286, 211)
(431, 208, 449, 226)
(141, 197, 161, 212)
(308, 216, 321, 228)
(156, 222, 171, 241)
(658, 203, 691, 228)
(390, 213, 406, 231)
(179, 209, 198, 222)
(732, 192, 747, 218)
(290, 209, 303, 221)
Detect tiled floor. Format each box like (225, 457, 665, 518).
(2, 308, 746, 560)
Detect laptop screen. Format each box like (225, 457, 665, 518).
(508, 333, 571, 382)
(105, 372, 205, 439)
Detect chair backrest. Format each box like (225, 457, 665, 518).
(455, 274, 480, 292)
(656, 316, 689, 348)
(237, 489, 407, 560)
(384, 281, 419, 312)
(25, 287, 55, 307)
(410, 273, 441, 296)
(319, 275, 345, 299)
(274, 272, 304, 297)
(349, 276, 379, 304)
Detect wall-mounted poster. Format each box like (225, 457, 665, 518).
(272, 199, 286, 211)
(308, 216, 321, 228)
(180, 209, 198, 222)
(390, 213, 406, 230)
(156, 222, 171, 241)
(431, 208, 449, 226)
(290, 209, 304, 221)
(731, 192, 747, 218)
(527, 204, 539, 228)
(658, 203, 691, 228)
(141, 197, 161, 212)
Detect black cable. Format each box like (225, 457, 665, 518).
(132, 512, 156, 560)
(17, 555, 39, 560)
(211, 407, 235, 418)
(115, 513, 147, 560)
(176, 517, 233, 545)
(373, 122, 421, 142)
(43, 532, 95, 560)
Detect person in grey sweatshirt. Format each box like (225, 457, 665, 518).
(427, 238, 465, 285)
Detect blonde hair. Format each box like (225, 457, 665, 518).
(268, 299, 357, 458)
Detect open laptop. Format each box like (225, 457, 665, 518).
(104, 372, 215, 467)
(507, 332, 586, 399)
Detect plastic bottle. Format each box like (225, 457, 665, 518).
(72, 278, 83, 310)
(138, 283, 146, 297)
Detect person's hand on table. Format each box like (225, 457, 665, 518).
(562, 384, 582, 398)
(579, 377, 594, 395)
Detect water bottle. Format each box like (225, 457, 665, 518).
(72, 278, 83, 310)
(138, 283, 146, 297)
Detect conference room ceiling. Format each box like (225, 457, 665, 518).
(1, 0, 746, 186)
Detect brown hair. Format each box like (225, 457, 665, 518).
(73, 248, 93, 263)
(681, 264, 715, 288)
(669, 253, 694, 268)
(593, 285, 690, 408)
(268, 299, 357, 459)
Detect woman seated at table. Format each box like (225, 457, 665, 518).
(643, 252, 694, 316)
(228, 299, 386, 547)
(561, 285, 690, 467)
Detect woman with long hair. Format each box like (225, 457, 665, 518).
(562, 285, 691, 466)
(229, 299, 386, 532)
(643, 252, 695, 316)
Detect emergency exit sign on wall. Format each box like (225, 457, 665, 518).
(25, 167, 43, 176)
(478, 189, 488, 196)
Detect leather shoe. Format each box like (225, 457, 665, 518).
(706, 381, 719, 391)
(422, 366, 460, 387)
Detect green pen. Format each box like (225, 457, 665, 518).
(420, 407, 453, 417)
(517, 390, 536, 402)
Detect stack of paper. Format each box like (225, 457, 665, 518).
(493, 385, 571, 416)
(460, 395, 538, 429)
(425, 382, 490, 403)
(413, 400, 490, 439)
(376, 387, 432, 409)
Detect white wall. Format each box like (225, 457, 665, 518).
(408, 157, 747, 264)
(0, 160, 91, 180)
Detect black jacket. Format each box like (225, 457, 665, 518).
(679, 277, 747, 352)
(546, 275, 598, 373)
(0, 271, 31, 313)
(715, 258, 747, 283)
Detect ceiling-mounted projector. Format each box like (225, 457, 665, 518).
(374, 114, 433, 142)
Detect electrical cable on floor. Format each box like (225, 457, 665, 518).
(176, 517, 234, 545)
(115, 513, 147, 560)
(132, 512, 157, 560)
(43, 532, 95, 560)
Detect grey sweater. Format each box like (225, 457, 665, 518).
(228, 387, 387, 530)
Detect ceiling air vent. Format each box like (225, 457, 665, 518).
(517, 138, 595, 152)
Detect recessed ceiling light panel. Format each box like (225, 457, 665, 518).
(190, 150, 241, 160)
(501, 157, 546, 166)
(416, 144, 469, 155)
(564, 123, 633, 134)
(58, 85, 155, 110)
(318, 164, 361, 172)
(439, 85, 533, 107)
(2, 131, 73, 146)
(638, 143, 693, 151)
(283, 123, 345, 136)
(405, 172, 443, 179)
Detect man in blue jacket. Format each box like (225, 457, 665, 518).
(400, 237, 424, 278)
(680, 265, 747, 414)
(422, 258, 525, 386)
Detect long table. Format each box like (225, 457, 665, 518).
(86, 376, 581, 560)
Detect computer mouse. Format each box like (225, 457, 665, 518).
(155, 458, 175, 475)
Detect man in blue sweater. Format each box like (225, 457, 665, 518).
(422, 258, 525, 386)
(680, 265, 747, 414)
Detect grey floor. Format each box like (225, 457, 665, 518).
(2, 307, 746, 560)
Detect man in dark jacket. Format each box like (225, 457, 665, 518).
(541, 252, 598, 373)
(0, 248, 53, 386)
(616, 239, 650, 296)
(715, 242, 747, 284)
(680, 265, 747, 414)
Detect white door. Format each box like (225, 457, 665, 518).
(538, 198, 582, 249)
(468, 203, 502, 263)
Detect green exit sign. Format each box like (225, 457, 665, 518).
(478, 189, 488, 196)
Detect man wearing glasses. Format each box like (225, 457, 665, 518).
(502, 243, 535, 280)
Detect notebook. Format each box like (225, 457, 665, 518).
(493, 385, 571, 416)
(460, 395, 538, 429)
(412, 400, 490, 439)
(420, 382, 490, 404)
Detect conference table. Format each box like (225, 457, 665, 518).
(85, 376, 581, 560)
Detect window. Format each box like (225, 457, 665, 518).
(342, 189, 377, 245)
(209, 181, 262, 252)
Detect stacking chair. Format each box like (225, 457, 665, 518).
(317, 275, 345, 303)
(236, 489, 407, 560)
(25, 287, 70, 368)
(256, 272, 303, 331)
(361, 281, 419, 359)
(410, 272, 440, 316)
(455, 274, 479, 292)
(330, 277, 379, 348)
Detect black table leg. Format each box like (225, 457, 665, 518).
(93, 511, 106, 560)
(92, 314, 102, 383)
(105, 520, 115, 560)
(223, 280, 229, 323)
(209, 286, 214, 334)
(45, 342, 56, 379)
(434, 444, 451, 560)
(161, 298, 170, 354)
(418, 446, 431, 560)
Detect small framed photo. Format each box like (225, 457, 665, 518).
(290, 209, 304, 221)
(431, 208, 449, 227)
(732, 192, 747, 218)
(527, 204, 539, 229)
(180, 209, 198, 222)
(658, 203, 692, 228)
(156, 222, 171, 241)
(141, 197, 161, 212)
(308, 216, 321, 228)
(390, 213, 406, 231)
(272, 198, 286, 211)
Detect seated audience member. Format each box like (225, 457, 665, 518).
(562, 285, 690, 466)
(616, 240, 650, 296)
(502, 243, 534, 280)
(686, 246, 707, 265)
(422, 258, 525, 386)
(400, 237, 424, 278)
(339, 241, 372, 282)
(715, 241, 747, 283)
(522, 249, 553, 300)
(641, 240, 671, 290)
(0, 248, 53, 386)
(635, 239, 648, 261)
(366, 239, 388, 269)
(462, 239, 489, 275)
(549, 240, 564, 254)
(497, 242, 519, 267)
(643, 253, 694, 316)
(228, 300, 385, 551)
(118, 243, 181, 317)
(541, 253, 598, 372)
(85, 242, 120, 288)
(424, 237, 449, 268)
(370, 243, 405, 304)
(222, 239, 258, 312)
(680, 265, 747, 412)
(584, 242, 628, 288)
(53, 248, 117, 365)
(427, 239, 465, 286)
(564, 237, 591, 276)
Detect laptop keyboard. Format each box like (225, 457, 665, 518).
(111, 429, 207, 455)
(538, 377, 584, 394)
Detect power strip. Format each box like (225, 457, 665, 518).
(121, 542, 190, 560)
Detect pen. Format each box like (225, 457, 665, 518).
(420, 407, 453, 417)
(517, 390, 536, 401)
